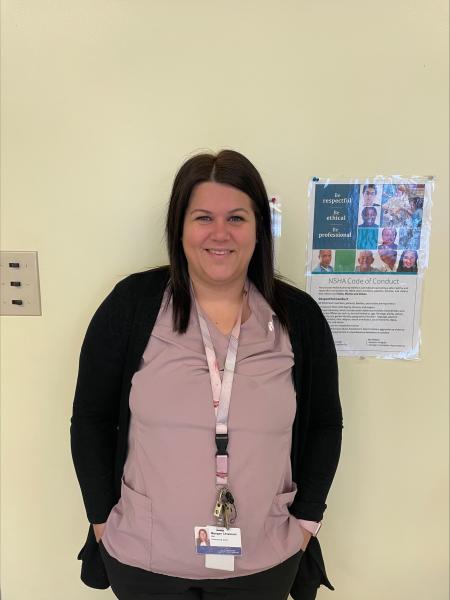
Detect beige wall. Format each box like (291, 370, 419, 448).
(1, 1, 448, 599)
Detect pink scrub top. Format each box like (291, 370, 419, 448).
(101, 281, 307, 578)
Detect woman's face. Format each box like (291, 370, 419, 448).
(182, 182, 257, 288)
(199, 529, 208, 542)
(403, 251, 417, 269)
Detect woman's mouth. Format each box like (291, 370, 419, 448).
(205, 249, 234, 256)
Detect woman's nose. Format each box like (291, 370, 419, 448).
(211, 219, 230, 240)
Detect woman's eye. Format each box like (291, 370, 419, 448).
(195, 215, 244, 222)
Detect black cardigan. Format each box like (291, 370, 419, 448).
(71, 266, 342, 599)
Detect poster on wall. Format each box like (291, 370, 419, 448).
(305, 177, 434, 359)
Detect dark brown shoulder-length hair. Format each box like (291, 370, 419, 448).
(165, 149, 289, 333)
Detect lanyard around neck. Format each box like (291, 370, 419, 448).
(193, 283, 248, 487)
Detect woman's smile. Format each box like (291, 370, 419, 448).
(205, 249, 234, 255)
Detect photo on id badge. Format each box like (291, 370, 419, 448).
(194, 526, 242, 555)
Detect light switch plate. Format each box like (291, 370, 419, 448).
(0, 251, 42, 316)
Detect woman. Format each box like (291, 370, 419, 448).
(397, 249, 418, 272)
(196, 529, 210, 548)
(71, 150, 342, 600)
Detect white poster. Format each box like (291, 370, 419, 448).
(306, 178, 433, 359)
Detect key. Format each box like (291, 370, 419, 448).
(223, 503, 233, 529)
(216, 504, 225, 527)
(214, 488, 226, 518)
(223, 504, 229, 529)
(214, 492, 225, 524)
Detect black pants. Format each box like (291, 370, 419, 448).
(99, 540, 303, 600)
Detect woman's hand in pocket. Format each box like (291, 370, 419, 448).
(93, 522, 106, 543)
(299, 527, 312, 551)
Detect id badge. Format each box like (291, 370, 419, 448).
(194, 526, 242, 571)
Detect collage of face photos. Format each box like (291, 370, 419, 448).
(311, 183, 424, 275)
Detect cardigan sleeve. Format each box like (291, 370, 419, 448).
(291, 299, 343, 522)
(70, 283, 130, 524)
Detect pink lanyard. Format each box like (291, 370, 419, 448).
(193, 284, 248, 488)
